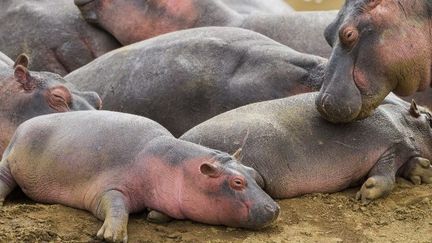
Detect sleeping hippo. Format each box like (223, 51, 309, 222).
(220, 0, 293, 14)
(180, 92, 432, 203)
(0, 0, 120, 75)
(0, 110, 279, 242)
(74, 0, 335, 57)
(65, 27, 326, 136)
(316, 0, 432, 123)
(0, 52, 101, 155)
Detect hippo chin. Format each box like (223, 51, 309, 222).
(181, 92, 432, 203)
(0, 52, 101, 155)
(65, 27, 326, 136)
(317, 0, 432, 123)
(0, 0, 120, 75)
(0, 111, 279, 242)
(74, 0, 335, 57)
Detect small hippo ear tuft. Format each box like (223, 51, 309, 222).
(13, 54, 29, 68)
(200, 163, 221, 178)
(410, 99, 421, 118)
(232, 148, 243, 163)
(14, 65, 35, 91)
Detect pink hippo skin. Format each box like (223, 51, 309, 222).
(74, 0, 335, 57)
(0, 52, 101, 155)
(0, 111, 279, 243)
(181, 93, 432, 202)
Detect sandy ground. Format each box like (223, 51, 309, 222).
(0, 178, 431, 243)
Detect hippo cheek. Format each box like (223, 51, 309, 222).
(316, 47, 362, 123)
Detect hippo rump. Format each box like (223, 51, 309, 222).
(65, 27, 326, 137)
(220, 0, 293, 14)
(0, 0, 120, 75)
(180, 92, 432, 202)
(0, 111, 279, 242)
(74, 0, 335, 57)
(316, 0, 432, 123)
(0, 53, 101, 155)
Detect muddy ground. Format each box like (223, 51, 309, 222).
(1, 178, 431, 243)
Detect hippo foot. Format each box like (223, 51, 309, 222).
(147, 210, 173, 223)
(356, 176, 394, 205)
(96, 219, 128, 243)
(405, 158, 432, 185)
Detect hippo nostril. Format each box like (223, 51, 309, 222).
(265, 204, 280, 222)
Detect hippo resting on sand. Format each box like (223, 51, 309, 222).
(0, 111, 279, 243)
(74, 0, 335, 57)
(220, 0, 293, 14)
(181, 92, 432, 203)
(0, 0, 120, 75)
(316, 0, 432, 123)
(66, 27, 326, 137)
(0, 52, 101, 155)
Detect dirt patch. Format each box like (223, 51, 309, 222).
(1, 179, 431, 242)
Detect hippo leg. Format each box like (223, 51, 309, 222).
(147, 209, 173, 223)
(356, 153, 398, 204)
(95, 190, 129, 243)
(0, 160, 17, 206)
(401, 157, 432, 185)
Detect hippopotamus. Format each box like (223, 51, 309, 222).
(0, 0, 120, 75)
(316, 0, 432, 123)
(0, 111, 279, 242)
(180, 92, 432, 203)
(220, 0, 293, 14)
(65, 27, 326, 136)
(74, 0, 335, 57)
(0, 52, 101, 155)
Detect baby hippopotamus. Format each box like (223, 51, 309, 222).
(65, 27, 326, 136)
(0, 111, 279, 242)
(0, 53, 101, 155)
(181, 93, 432, 203)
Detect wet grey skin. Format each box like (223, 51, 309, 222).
(65, 27, 327, 137)
(0, 0, 120, 75)
(181, 92, 432, 203)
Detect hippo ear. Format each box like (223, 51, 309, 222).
(200, 163, 221, 178)
(232, 148, 243, 162)
(14, 65, 36, 91)
(409, 99, 421, 118)
(13, 54, 29, 68)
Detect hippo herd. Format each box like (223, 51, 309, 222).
(0, 0, 432, 242)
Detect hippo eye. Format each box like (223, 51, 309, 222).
(230, 177, 246, 191)
(339, 27, 359, 49)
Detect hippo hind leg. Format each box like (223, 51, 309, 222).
(356, 153, 398, 205)
(401, 157, 432, 185)
(0, 159, 17, 206)
(94, 190, 129, 243)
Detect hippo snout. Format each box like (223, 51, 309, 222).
(315, 92, 362, 123)
(246, 202, 280, 229)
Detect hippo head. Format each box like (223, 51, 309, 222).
(74, 0, 200, 45)
(180, 151, 279, 229)
(404, 100, 432, 157)
(316, 0, 432, 123)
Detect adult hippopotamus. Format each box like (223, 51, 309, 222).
(0, 52, 101, 155)
(74, 0, 335, 57)
(65, 27, 326, 136)
(316, 0, 432, 123)
(180, 92, 432, 203)
(220, 0, 293, 14)
(0, 0, 120, 75)
(0, 111, 279, 242)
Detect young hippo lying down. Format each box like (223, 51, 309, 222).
(181, 92, 432, 203)
(0, 53, 101, 155)
(0, 111, 279, 243)
(65, 27, 326, 137)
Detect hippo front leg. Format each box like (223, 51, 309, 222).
(401, 157, 432, 185)
(356, 153, 398, 204)
(0, 160, 17, 206)
(95, 190, 129, 243)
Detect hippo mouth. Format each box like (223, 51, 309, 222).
(74, 0, 95, 7)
